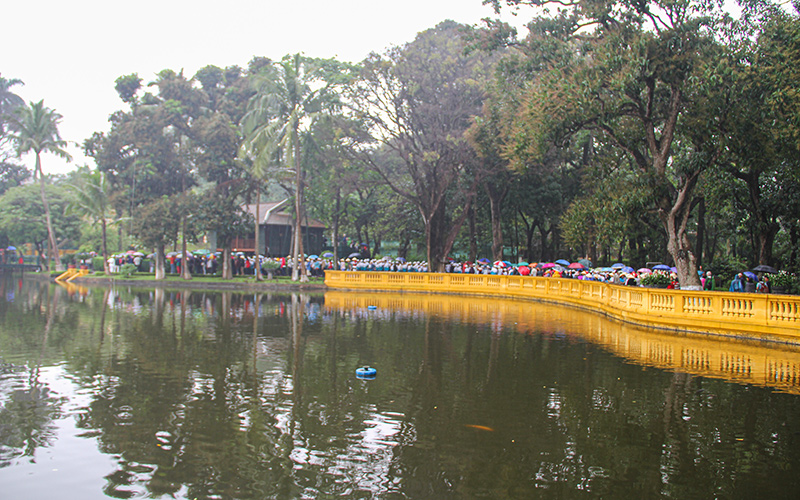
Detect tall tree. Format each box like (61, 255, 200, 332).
(488, 0, 731, 288)
(8, 100, 71, 271)
(66, 169, 123, 274)
(241, 54, 349, 281)
(351, 21, 490, 271)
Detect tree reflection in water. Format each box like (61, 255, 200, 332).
(1, 280, 800, 499)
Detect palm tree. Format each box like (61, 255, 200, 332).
(66, 169, 123, 274)
(240, 54, 334, 282)
(8, 100, 71, 271)
(0, 75, 25, 162)
(0, 74, 24, 134)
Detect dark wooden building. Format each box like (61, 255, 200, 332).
(228, 200, 326, 257)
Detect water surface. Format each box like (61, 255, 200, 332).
(1, 275, 800, 499)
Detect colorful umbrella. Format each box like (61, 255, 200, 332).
(652, 264, 671, 271)
(611, 263, 625, 269)
(555, 259, 571, 266)
(568, 262, 586, 270)
(637, 268, 652, 274)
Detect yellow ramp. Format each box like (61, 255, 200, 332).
(66, 269, 89, 282)
(55, 268, 78, 282)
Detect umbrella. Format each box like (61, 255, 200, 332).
(637, 267, 652, 274)
(540, 263, 556, 269)
(494, 260, 507, 268)
(518, 261, 529, 266)
(578, 258, 593, 268)
(322, 252, 334, 258)
(348, 252, 362, 259)
(308, 254, 319, 259)
(193, 249, 212, 255)
(597, 267, 615, 273)
(743, 271, 759, 281)
(752, 264, 778, 274)
(477, 258, 491, 264)
(395, 257, 406, 263)
(568, 262, 586, 270)
(555, 259, 571, 266)
(611, 263, 625, 269)
(519, 265, 531, 276)
(6, 246, 16, 251)
(652, 264, 671, 271)
(622, 266, 635, 274)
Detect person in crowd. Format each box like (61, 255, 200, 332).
(703, 271, 715, 290)
(729, 273, 745, 292)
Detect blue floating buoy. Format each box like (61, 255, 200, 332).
(356, 366, 377, 379)
(367, 305, 377, 310)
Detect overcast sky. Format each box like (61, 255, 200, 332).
(4, 0, 527, 175)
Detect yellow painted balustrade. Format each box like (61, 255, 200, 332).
(324, 271, 800, 343)
(324, 290, 800, 395)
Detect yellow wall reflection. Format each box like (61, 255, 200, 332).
(324, 291, 800, 395)
(325, 271, 800, 341)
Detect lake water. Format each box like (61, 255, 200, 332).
(2, 275, 800, 499)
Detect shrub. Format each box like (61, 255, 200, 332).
(262, 259, 280, 270)
(92, 257, 106, 271)
(640, 272, 671, 286)
(771, 271, 796, 292)
(120, 263, 137, 278)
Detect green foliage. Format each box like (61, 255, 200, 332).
(640, 272, 672, 286)
(262, 259, 280, 270)
(710, 255, 749, 286)
(92, 256, 105, 271)
(120, 263, 137, 278)
(0, 162, 29, 195)
(0, 183, 81, 250)
(771, 271, 797, 290)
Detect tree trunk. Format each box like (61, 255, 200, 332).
(37, 153, 62, 271)
(468, 204, 478, 263)
(695, 197, 705, 267)
(101, 218, 110, 275)
(222, 247, 233, 279)
(489, 191, 505, 262)
(254, 199, 263, 281)
(181, 218, 191, 280)
(292, 133, 308, 282)
(155, 244, 166, 280)
(332, 189, 341, 264)
(659, 180, 702, 290)
(486, 183, 508, 262)
(756, 223, 780, 266)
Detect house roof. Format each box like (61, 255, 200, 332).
(242, 200, 326, 229)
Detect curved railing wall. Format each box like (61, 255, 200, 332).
(324, 271, 800, 343)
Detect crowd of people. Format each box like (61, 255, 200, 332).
(99, 250, 779, 293)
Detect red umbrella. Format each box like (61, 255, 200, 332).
(568, 262, 586, 270)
